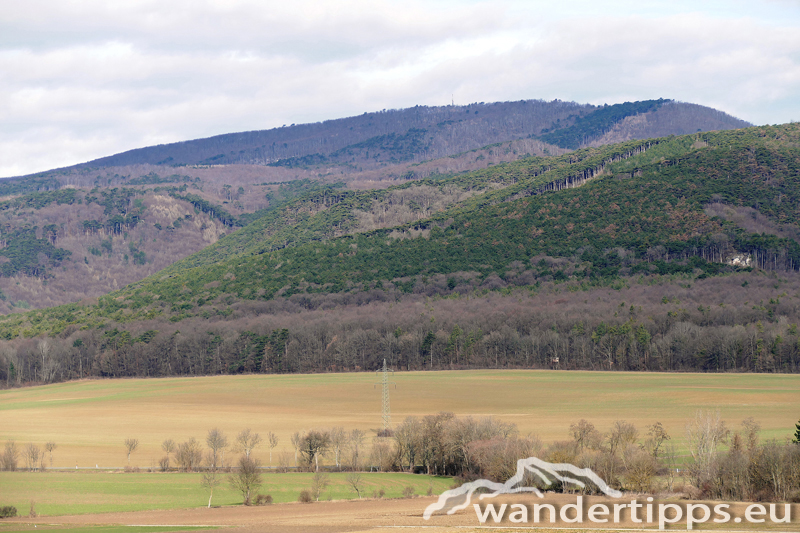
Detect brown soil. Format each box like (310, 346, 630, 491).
(6, 494, 799, 533)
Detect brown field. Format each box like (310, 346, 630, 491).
(3, 494, 798, 533)
(1, 370, 798, 467)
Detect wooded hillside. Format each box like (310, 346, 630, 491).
(1, 123, 799, 385)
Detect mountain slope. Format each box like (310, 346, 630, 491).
(2, 122, 798, 330)
(18, 99, 748, 173)
(2, 123, 800, 382)
(0, 98, 749, 313)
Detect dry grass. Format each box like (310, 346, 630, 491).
(1, 370, 798, 467)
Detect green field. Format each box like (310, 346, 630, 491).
(0, 470, 451, 516)
(0, 523, 212, 533)
(1, 370, 798, 467)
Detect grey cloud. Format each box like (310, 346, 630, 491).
(1, 1, 799, 176)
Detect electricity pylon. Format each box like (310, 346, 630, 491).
(375, 358, 396, 433)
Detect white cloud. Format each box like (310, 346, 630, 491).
(1, 0, 799, 176)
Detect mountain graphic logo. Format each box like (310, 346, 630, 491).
(423, 457, 623, 519)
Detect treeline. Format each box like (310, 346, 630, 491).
(4, 270, 800, 386)
(4, 412, 798, 503)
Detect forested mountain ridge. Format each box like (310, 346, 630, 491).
(7, 99, 747, 176)
(2, 123, 800, 385)
(0, 98, 748, 313)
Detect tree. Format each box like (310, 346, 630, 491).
(291, 432, 302, 466)
(329, 427, 346, 470)
(346, 472, 364, 499)
(206, 428, 228, 469)
(267, 432, 278, 465)
(793, 419, 800, 444)
(124, 438, 139, 465)
(622, 445, 658, 493)
(23, 443, 41, 471)
(175, 438, 204, 472)
(235, 428, 262, 459)
(161, 439, 176, 470)
(570, 419, 599, 452)
(607, 421, 638, 456)
(686, 410, 729, 487)
(1, 441, 19, 471)
(229, 455, 262, 505)
(310, 471, 330, 501)
(348, 429, 366, 471)
(44, 441, 57, 467)
(201, 470, 222, 508)
(301, 430, 331, 472)
(643, 422, 670, 458)
(162, 439, 176, 455)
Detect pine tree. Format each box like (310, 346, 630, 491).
(793, 420, 800, 445)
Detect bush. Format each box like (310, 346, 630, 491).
(159, 456, 170, 472)
(298, 489, 313, 503)
(0, 506, 18, 518)
(402, 486, 415, 498)
(254, 494, 273, 505)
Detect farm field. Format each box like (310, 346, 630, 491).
(1, 493, 798, 533)
(1, 370, 798, 467)
(0, 471, 452, 517)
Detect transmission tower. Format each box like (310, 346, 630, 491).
(375, 359, 396, 432)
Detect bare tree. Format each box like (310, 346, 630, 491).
(229, 455, 262, 505)
(348, 429, 366, 470)
(310, 471, 330, 501)
(290, 432, 302, 466)
(740, 417, 760, 452)
(570, 419, 599, 452)
(206, 428, 228, 469)
(44, 442, 57, 467)
(175, 438, 204, 472)
(1, 441, 19, 471)
(38, 339, 59, 384)
(607, 421, 638, 457)
(346, 471, 365, 499)
(124, 438, 139, 465)
(23, 444, 41, 472)
(267, 432, 278, 465)
(642, 422, 670, 458)
(622, 445, 657, 492)
(301, 430, 331, 472)
(235, 428, 262, 459)
(329, 427, 346, 470)
(162, 438, 175, 455)
(686, 410, 729, 487)
(662, 442, 679, 492)
(201, 470, 222, 508)
(160, 439, 176, 470)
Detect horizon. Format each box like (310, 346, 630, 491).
(2, 0, 799, 177)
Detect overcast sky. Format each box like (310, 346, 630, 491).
(2, 0, 799, 178)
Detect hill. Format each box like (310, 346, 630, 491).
(0, 98, 748, 313)
(1, 122, 799, 385)
(40, 99, 748, 171)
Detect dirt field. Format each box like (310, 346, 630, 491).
(3, 494, 798, 533)
(2, 370, 798, 467)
